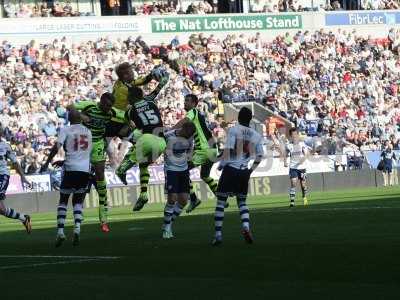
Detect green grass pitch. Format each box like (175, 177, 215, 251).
(1, 186, 400, 299)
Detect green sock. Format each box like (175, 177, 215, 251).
(139, 164, 150, 195)
(96, 180, 108, 223)
(203, 176, 218, 194)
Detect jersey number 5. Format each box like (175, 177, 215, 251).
(138, 110, 159, 126)
(73, 135, 89, 151)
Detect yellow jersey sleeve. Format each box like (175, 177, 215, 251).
(112, 75, 152, 111)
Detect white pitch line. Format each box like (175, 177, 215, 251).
(128, 227, 144, 231)
(0, 259, 100, 270)
(0, 255, 120, 259)
(0, 255, 120, 270)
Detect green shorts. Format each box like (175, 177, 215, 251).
(191, 148, 218, 167)
(111, 107, 126, 123)
(129, 134, 166, 164)
(91, 139, 107, 164)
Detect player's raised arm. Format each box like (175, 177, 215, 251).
(67, 102, 92, 124)
(277, 140, 288, 168)
(40, 142, 60, 173)
(145, 72, 170, 103)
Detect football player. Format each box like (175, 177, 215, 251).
(41, 110, 92, 247)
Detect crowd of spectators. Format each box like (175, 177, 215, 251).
(3, 1, 92, 18)
(1, 27, 400, 173)
(3, 0, 400, 19)
(133, 1, 217, 15)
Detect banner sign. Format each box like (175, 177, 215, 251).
(6, 174, 51, 195)
(325, 12, 399, 26)
(151, 14, 302, 33)
(104, 166, 201, 187)
(27, 174, 52, 193)
(6, 155, 344, 194)
(0, 17, 145, 36)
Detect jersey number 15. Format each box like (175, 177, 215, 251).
(138, 110, 160, 126)
(73, 135, 89, 151)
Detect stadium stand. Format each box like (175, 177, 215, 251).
(1, 26, 400, 173)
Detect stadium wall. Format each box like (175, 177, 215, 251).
(0, 11, 400, 44)
(4, 168, 395, 214)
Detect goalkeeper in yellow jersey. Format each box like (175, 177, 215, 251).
(106, 62, 154, 139)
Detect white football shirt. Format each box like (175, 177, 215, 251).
(57, 124, 92, 173)
(0, 140, 17, 176)
(164, 129, 193, 172)
(286, 141, 309, 170)
(221, 124, 264, 170)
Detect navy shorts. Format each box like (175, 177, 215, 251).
(383, 159, 393, 173)
(0, 174, 10, 201)
(165, 169, 190, 194)
(60, 171, 90, 194)
(289, 169, 307, 181)
(216, 165, 251, 198)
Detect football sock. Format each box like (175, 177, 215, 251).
(139, 164, 150, 195)
(96, 180, 108, 224)
(73, 203, 83, 234)
(163, 203, 174, 231)
(171, 202, 184, 223)
(237, 196, 250, 230)
(301, 186, 308, 198)
(4, 207, 26, 222)
(214, 197, 227, 238)
(56, 204, 67, 235)
(289, 187, 296, 203)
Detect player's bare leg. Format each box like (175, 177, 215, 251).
(94, 162, 110, 233)
(0, 198, 31, 234)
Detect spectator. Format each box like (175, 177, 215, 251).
(1, 28, 400, 173)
